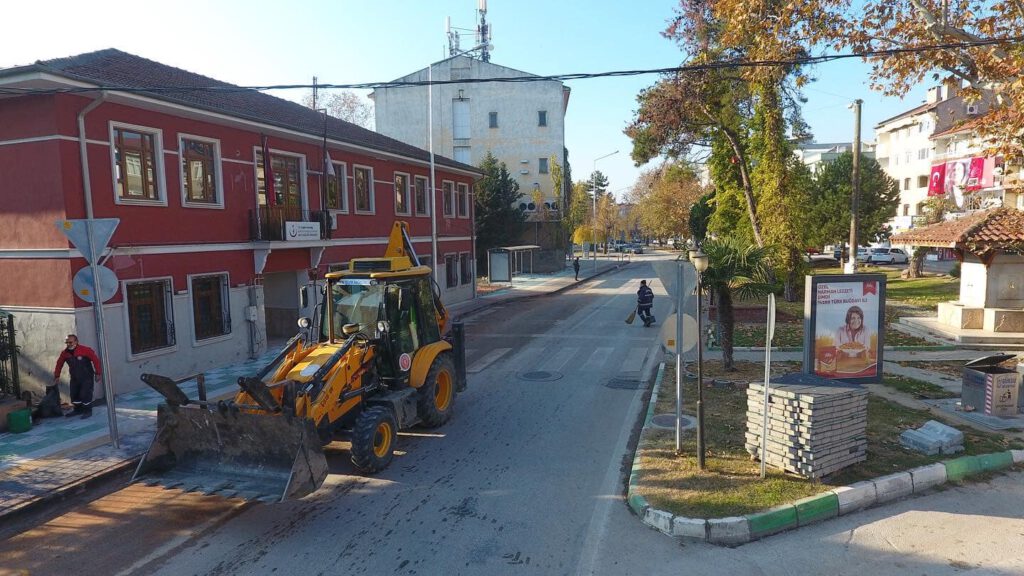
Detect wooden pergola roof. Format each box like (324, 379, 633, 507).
(891, 208, 1024, 257)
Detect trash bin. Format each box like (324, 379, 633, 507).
(962, 354, 1019, 417)
(6, 408, 31, 433)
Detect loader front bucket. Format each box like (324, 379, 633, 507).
(132, 403, 328, 502)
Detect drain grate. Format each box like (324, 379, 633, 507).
(650, 414, 695, 430)
(604, 378, 643, 390)
(518, 370, 563, 382)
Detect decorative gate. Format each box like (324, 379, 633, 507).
(0, 312, 20, 397)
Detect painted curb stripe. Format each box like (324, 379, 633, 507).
(794, 492, 839, 526)
(976, 451, 1014, 472)
(746, 505, 797, 539)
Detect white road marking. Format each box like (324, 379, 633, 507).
(620, 347, 647, 373)
(584, 347, 615, 371)
(539, 346, 579, 372)
(467, 347, 512, 373)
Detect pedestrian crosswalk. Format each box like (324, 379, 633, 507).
(465, 344, 651, 375)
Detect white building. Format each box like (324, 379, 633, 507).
(371, 55, 570, 215)
(794, 142, 876, 176)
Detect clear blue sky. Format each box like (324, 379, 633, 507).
(4, 0, 928, 199)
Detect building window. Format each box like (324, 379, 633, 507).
(453, 101, 470, 139)
(445, 254, 458, 288)
(538, 111, 547, 127)
(414, 176, 429, 216)
(903, 204, 910, 216)
(454, 146, 471, 165)
(904, 151, 912, 164)
(180, 137, 219, 205)
(126, 279, 174, 354)
(488, 111, 498, 129)
(538, 158, 549, 174)
(394, 172, 411, 215)
(457, 183, 469, 218)
(113, 125, 162, 202)
(326, 162, 347, 211)
(918, 148, 929, 160)
(918, 175, 929, 188)
(354, 165, 374, 213)
(256, 151, 302, 207)
(904, 178, 911, 190)
(443, 181, 455, 217)
(459, 253, 472, 285)
(191, 274, 231, 341)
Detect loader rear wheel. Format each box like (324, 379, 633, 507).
(351, 406, 397, 473)
(417, 353, 455, 428)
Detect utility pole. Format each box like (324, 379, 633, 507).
(846, 99, 862, 274)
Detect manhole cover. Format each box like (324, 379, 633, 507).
(650, 414, 695, 430)
(518, 370, 563, 382)
(604, 378, 643, 390)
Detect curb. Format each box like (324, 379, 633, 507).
(627, 362, 1024, 547)
(2, 455, 142, 524)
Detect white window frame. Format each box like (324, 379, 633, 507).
(394, 171, 412, 216)
(187, 272, 232, 346)
(456, 182, 470, 218)
(110, 121, 167, 206)
(178, 133, 223, 209)
(414, 175, 430, 217)
(353, 164, 375, 214)
(122, 276, 178, 361)
(442, 180, 456, 217)
(327, 161, 349, 213)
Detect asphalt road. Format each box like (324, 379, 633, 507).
(3, 254, 1021, 576)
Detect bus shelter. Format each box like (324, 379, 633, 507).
(487, 245, 540, 284)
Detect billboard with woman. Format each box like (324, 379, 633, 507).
(803, 274, 886, 383)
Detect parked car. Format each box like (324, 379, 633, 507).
(855, 247, 871, 263)
(868, 247, 909, 264)
(630, 243, 644, 254)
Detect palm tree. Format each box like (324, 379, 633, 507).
(699, 238, 776, 370)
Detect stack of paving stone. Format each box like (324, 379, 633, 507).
(745, 379, 869, 479)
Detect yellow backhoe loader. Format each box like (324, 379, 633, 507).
(132, 222, 467, 502)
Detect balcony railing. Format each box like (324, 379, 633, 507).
(249, 206, 330, 241)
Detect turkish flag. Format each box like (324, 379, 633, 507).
(927, 164, 946, 196)
(261, 134, 276, 207)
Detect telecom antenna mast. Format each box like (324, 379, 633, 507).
(446, 0, 492, 61)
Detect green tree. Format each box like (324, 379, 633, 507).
(474, 153, 526, 268)
(805, 153, 900, 250)
(699, 238, 776, 370)
(689, 190, 715, 247)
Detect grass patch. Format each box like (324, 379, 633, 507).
(635, 362, 1023, 518)
(729, 322, 932, 348)
(879, 375, 957, 399)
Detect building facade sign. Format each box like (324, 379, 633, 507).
(285, 221, 321, 241)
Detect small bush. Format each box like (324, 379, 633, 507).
(949, 262, 961, 278)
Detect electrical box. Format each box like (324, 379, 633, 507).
(245, 306, 259, 322)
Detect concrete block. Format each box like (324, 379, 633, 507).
(944, 455, 983, 482)
(977, 451, 1014, 472)
(909, 463, 947, 493)
(873, 472, 913, 503)
(832, 481, 877, 515)
(746, 504, 797, 540)
(1011, 449, 1024, 464)
(707, 516, 750, 546)
(644, 507, 673, 535)
(794, 492, 838, 526)
(919, 420, 964, 453)
(899, 429, 942, 455)
(672, 516, 708, 540)
(627, 493, 649, 517)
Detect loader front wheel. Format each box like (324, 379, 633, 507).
(351, 406, 397, 473)
(417, 353, 456, 428)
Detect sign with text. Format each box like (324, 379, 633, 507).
(803, 274, 886, 383)
(285, 221, 321, 241)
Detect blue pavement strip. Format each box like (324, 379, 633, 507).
(0, 257, 628, 520)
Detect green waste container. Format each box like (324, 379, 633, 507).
(7, 408, 31, 433)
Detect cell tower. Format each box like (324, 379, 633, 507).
(447, 0, 492, 62)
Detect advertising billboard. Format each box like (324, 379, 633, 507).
(803, 274, 886, 383)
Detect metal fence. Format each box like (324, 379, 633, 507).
(0, 312, 20, 397)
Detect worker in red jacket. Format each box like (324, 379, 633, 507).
(53, 334, 102, 419)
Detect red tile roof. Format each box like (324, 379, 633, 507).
(891, 208, 1024, 253)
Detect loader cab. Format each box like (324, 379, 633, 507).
(379, 275, 442, 381)
(322, 278, 385, 343)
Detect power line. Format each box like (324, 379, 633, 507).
(1, 36, 1020, 97)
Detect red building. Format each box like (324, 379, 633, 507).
(0, 49, 479, 399)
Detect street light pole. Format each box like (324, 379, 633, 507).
(592, 150, 618, 272)
(846, 99, 863, 274)
(689, 249, 709, 470)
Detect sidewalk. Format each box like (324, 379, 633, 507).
(0, 257, 627, 522)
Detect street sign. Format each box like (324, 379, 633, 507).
(661, 313, 698, 352)
(56, 218, 119, 263)
(72, 266, 118, 303)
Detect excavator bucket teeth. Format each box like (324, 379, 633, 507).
(132, 404, 328, 502)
